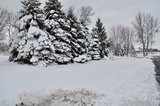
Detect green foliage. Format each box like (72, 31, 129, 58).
(93, 18, 108, 58)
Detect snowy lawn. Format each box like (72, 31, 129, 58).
(0, 55, 159, 106)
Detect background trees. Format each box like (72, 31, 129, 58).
(110, 25, 136, 56)
(133, 12, 160, 56)
(123, 27, 135, 56)
(0, 7, 8, 40)
(0, 7, 17, 52)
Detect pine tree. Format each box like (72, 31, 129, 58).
(9, 0, 55, 66)
(44, 0, 73, 64)
(67, 6, 88, 57)
(94, 18, 108, 58)
(74, 19, 91, 62)
(88, 28, 101, 60)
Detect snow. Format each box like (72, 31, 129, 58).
(27, 26, 48, 40)
(41, 50, 50, 55)
(74, 54, 90, 63)
(16, 15, 32, 30)
(50, 10, 55, 13)
(0, 55, 159, 105)
(30, 56, 38, 63)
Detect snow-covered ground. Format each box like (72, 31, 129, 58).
(0, 55, 160, 106)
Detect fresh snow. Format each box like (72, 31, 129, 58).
(16, 15, 33, 30)
(0, 55, 159, 105)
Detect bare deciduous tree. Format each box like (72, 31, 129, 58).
(133, 12, 160, 56)
(110, 25, 134, 56)
(78, 6, 95, 26)
(109, 25, 125, 56)
(123, 27, 134, 56)
(0, 7, 18, 52)
(0, 7, 9, 41)
(110, 25, 125, 45)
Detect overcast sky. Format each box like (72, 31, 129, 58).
(0, 0, 160, 29)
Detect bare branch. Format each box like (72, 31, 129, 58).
(78, 6, 95, 26)
(133, 11, 160, 56)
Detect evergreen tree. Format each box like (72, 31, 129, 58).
(114, 44, 124, 56)
(94, 18, 108, 58)
(9, 0, 99, 65)
(20, 0, 42, 18)
(44, 0, 73, 64)
(88, 28, 101, 60)
(67, 6, 88, 57)
(45, 0, 62, 15)
(123, 44, 128, 56)
(129, 44, 136, 57)
(9, 0, 55, 66)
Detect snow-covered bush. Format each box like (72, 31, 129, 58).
(15, 89, 105, 106)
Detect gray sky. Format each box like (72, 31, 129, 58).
(0, 0, 160, 28)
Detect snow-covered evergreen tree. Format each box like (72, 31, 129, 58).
(88, 28, 101, 60)
(44, 0, 73, 64)
(9, 0, 100, 65)
(93, 18, 108, 58)
(9, 0, 55, 66)
(67, 7, 88, 58)
(73, 21, 91, 63)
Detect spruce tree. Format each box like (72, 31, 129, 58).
(20, 0, 42, 18)
(88, 28, 101, 60)
(75, 19, 91, 62)
(94, 18, 108, 58)
(44, 0, 73, 64)
(9, 0, 55, 66)
(67, 7, 88, 57)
